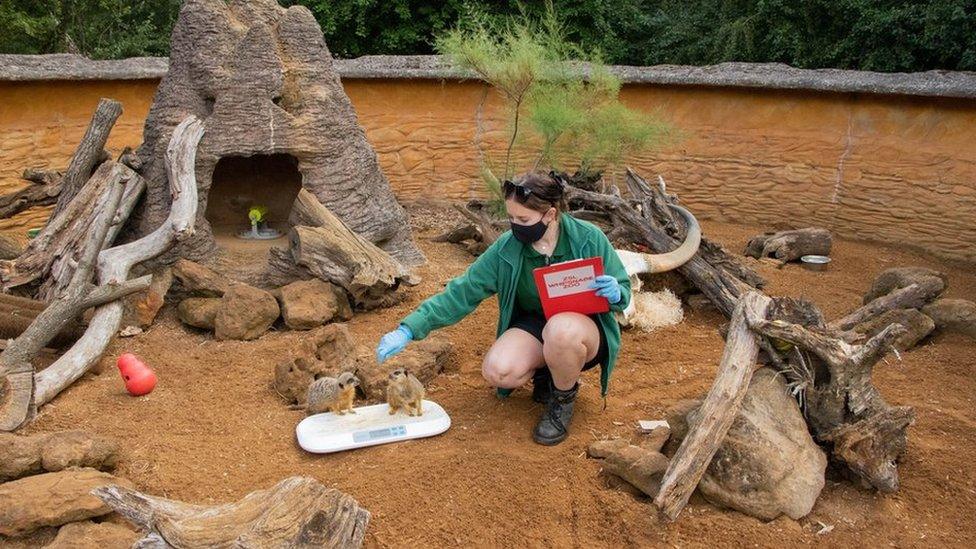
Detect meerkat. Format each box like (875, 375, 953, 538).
(386, 367, 424, 416)
(289, 372, 360, 415)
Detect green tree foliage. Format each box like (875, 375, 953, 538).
(0, 0, 181, 59)
(1, 0, 973, 72)
(436, 2, 670, 207)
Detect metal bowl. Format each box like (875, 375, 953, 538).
(800, 255, 831, 271)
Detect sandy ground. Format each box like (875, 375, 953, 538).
(5, 202, 976, 548)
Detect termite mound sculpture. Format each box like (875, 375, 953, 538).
(124, 0, 424, 273)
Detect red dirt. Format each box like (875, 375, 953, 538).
(6, 202, 976, 548)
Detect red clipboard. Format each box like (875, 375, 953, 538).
(532, 256, 610, 320)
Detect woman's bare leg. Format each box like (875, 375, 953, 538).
(482, 328, 546, 389)
(542, 312, 600, 390)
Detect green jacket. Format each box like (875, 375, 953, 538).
(401, 213, 632, 396)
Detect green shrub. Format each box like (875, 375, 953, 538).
(436, 2, 670, 202)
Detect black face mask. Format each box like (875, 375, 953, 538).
(511, 217, 549, 244)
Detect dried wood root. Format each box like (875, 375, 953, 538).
(94, 476, 370, 548)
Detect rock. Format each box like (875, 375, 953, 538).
(40, 432, 119, 474)
(122, 267, 173, 329)
(277, 279, 350, 330)
(662, 399, 702, 457)
(0, 431, 118, 483)
(0, 433, 42, 482)
(695, 368, 826, 520)
(588, 439, 670, 498)
(863, 266, 947, 304)
(273, 324, 358, 404)
(44, 521, 139, 549)
(172, 259, 230, 297)
(214, 285, 280, 341)
(355, 337, 453, 400)
(923, 298, 976, 339)
(603, 445, 670, 498)
(587, 439, 630, 458)
(177, 298, 222, 330)
(0, 469, 133, 537)
(851, 308, 935, 350)
(639, 425, 672, 453)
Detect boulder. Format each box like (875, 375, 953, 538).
(692, 368, 826, 520)
(121, 267, 173, 330)
(923, 299, 976, 339)
(863, 266, 947, 304)
(640, 425, 672, 453)
(277, 279, 351, 330)
(0, 431, 118, 483)
(851, 308, 935, 350)
(273, 324, 358, 404)
(587, 439, 630, 458)
(44, 521, 139, 549)
(0, 469, 133, 537)
(178, 298, 222, 330)
(603, 445, 670, 497)
(40, 432, 119, 474)
(587, 439, 669, 498)
(214, 285, 280, 341)
(355, 337, 453, 400)
(172, 259, 230, 297)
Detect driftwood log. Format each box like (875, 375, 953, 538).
(829, 279, 945, 333)
(0, 165, 151, 430)
(561, 169, 762, 318)
(50, 98, 123, 218)
(654, 291, 771, 521)
(4, 161, 146, 301)
(93, 477, 370, 548)
(269, 189, 417, 309)
(0, 168, 63, 220)
(0, 116, 203, 431)
(747, 304, 915, 493)
(0, 293, 85, 347)
(0, 235, 24, 261)
(32, 116, 203, 410)
(744, 228, 832, 264)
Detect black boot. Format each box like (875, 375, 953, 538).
(531, 367, 553, 404)
(533, 382, 578, 446)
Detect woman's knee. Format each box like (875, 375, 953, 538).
(482, 352, 531, 388)
(542, 313, 588, 348)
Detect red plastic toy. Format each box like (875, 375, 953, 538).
(117, 353, 157, 396)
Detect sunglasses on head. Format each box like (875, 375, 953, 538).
(502, 179, 533, 201)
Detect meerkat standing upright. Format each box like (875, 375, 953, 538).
(295, 372, 360, 415)
(386, 367, 425, 416)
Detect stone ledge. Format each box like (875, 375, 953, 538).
(2, 53, 975, 99)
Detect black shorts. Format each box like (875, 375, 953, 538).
(509, 310, 609, 372)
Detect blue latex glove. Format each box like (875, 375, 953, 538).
(376, 325, 413, 363)
(588, 275, 622, 304)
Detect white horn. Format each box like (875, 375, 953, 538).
(615, 205, 702, 276)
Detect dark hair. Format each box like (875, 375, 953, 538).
(503, 171, 567, 213)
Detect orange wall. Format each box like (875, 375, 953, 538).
(1, 78, 973, 262)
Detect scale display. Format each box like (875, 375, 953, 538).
(296, 400, 451, 453)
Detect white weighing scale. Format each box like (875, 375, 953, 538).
(295, 400, 451, 453)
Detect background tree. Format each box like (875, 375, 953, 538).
(1, 0, 973, 72)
